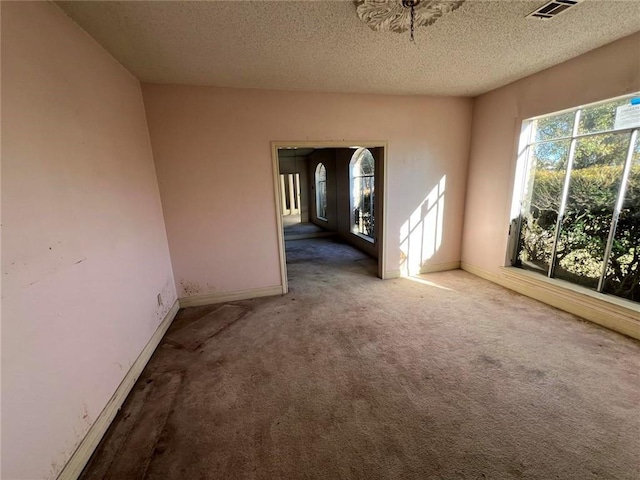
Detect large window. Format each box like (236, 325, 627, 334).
(350, 148, 375, 239)
(512, 93, 640, 303)
(315, 163, 327, 220)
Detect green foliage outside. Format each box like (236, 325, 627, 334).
(355, 190, 374, 238)
(520, 164, 639, 300)
(518, 98, 639, 302)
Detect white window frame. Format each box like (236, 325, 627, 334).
(349, 148, 375, 241)
(315, 163, 327, 221)
(509, 92, 640, 303)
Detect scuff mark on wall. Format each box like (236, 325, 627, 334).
(81, 402, 92, 426)
(50, 403, 94, 480)
(179, 280, 204, 297)
(50, 459, 60, 480)
(4, 253, 89, 295)
(155, 277, 178, 322)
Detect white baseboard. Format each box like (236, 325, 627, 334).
(384, 269, 401, 279)
(179, 285, 283, 308)
(460, 262, 503, 284)
(420, 261, 461, 274)
(385, 261, 461, 280)
(461, 262, 640, 340)
(56, 299, 180, 480)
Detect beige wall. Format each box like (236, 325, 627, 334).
(1, 3, 176, 479)
(142, 85, 473, 295)
(462, 32, 640, 274)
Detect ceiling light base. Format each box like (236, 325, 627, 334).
(356, 0, 465, 39)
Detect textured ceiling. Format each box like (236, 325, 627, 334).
(56, 0, 640, 96)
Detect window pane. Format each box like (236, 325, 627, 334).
(318, 180, 327, 219)
(363, 176, 374, 237)
(518, 140, 571, 273)
(603, 137, 640, 301)
(577, 97, 630, 135)
(317, 164, 326, 181)
(351, 148, 375, 238)
(316, 164, 327, 219)
(553, 133, 631, 289)
(357, 150, 375, 176)
(533, 111, 575, 142)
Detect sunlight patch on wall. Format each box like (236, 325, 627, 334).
(399, 175, 446, 275)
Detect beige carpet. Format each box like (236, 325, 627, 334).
(283, 220, 333, 240)
(81, 237, 640, 480)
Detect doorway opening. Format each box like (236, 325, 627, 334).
(271, 142, 388, 294)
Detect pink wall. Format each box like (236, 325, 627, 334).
(2, 2, 637, 477)
(141, 85, 473, 296)
(1, 3, 176, 478)
(462, 32, 640, 274)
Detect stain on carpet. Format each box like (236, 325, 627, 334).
(165, 304, 248, 351)
(81, 371, 183, 480)
(478, 354, 502, 367)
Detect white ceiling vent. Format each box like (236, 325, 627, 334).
(527, 0, 585, 20)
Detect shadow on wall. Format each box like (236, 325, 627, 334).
(399, 175, 446, 275)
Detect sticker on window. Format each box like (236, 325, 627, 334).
(614, 102, 640, 130)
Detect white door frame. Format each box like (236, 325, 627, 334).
(271, 141, 389, 294)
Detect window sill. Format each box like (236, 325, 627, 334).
(500, 267, 639, 311)
(317, 217, 328, 222)
(351, 231, 375, 244)
(498, 266, 640, 338)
